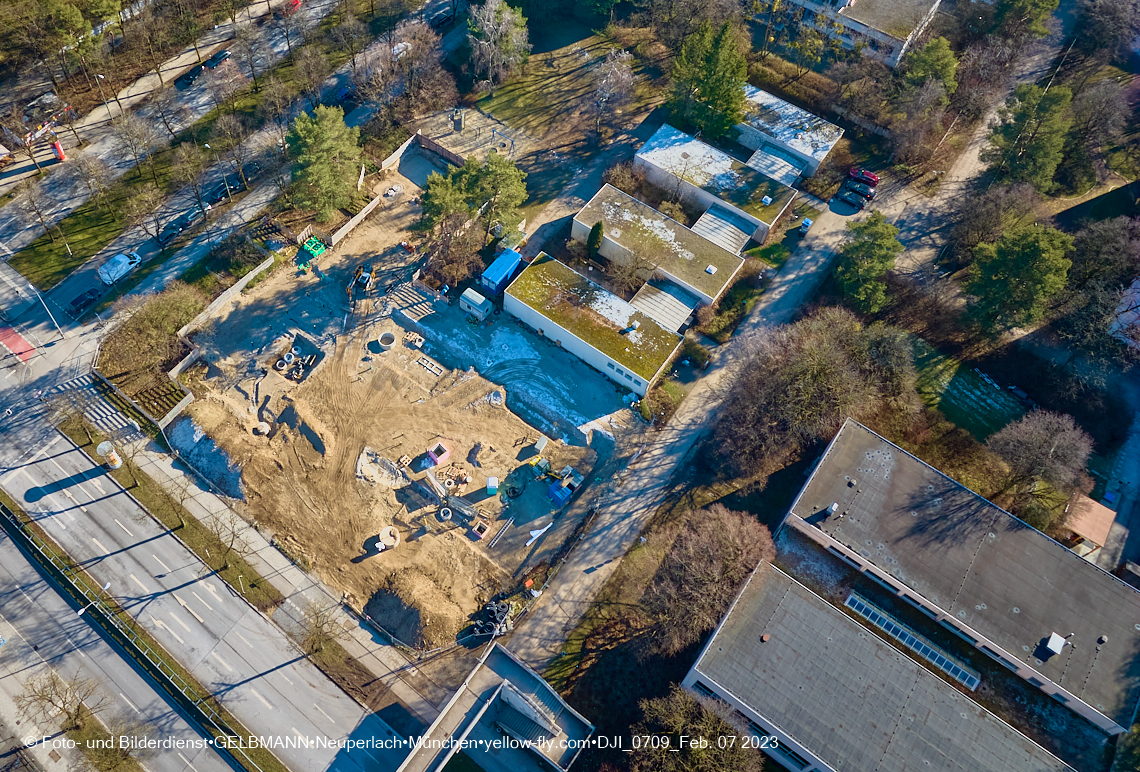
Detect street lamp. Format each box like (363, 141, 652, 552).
(77, 582, 111, 617)
(203, 144, 233, 203)
(95, 75, 125, 119)
(23, 283, 63, 340)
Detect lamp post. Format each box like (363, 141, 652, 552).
(203, 143, 233, 203)
(78, 582, 112, 617)
(24, 283, 63, 340)
(95, 75, 125, 119)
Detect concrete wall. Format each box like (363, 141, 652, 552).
(503, 293, 665, 396)
(178, 253, 276, 338)
(330, 195, 383, 246)
(634, 157, 771, 243)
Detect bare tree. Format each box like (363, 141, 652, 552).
(89, 714, 155, 771)
(294, 601, 351, 654)
(295, 46, 331, 111)
(950, 183, 1037, 260)
(44, 390, 96, 439)
(1069, 79, 1129, 149)
(609, 252, 655, 296)
(150, 86, 191, 140)
(16, 178, 58, 242)
(17, 671, 108, 730)
(592, 49, 634, 138)
(332, 15, 369, 80)
(0, 103, 46, 174)
(632, 685, 764, 772)
(212, 114, 253, 186)
(135, 10, 169, 86)
(276, 3, 302, 58)
(172, 143, 212, 220)
(987, 411, 1093, 494)
(257, 76, 293, 153)
(206, 64, 250, 115)
(642, 505, 774, 655)
(122, 182, 164, 240)
(426, 213, 484, 286)
(208, 509, 252, 570)
(468, 0, 531, 91)
(112, 113, 159, 183)
(233, 25, 267, 92)
(356, 44, 399, 120)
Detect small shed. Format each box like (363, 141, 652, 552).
(482, 249, 524, 296)
(1065, 493, 1116, 561)
(460, 288, 493, 321)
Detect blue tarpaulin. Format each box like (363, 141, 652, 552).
(481, 249, 524, 295)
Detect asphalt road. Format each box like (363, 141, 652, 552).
(0, 426, 406, 772)
(0, 527, 231, 772)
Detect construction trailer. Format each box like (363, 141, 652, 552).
(481, 248, 524, 296)
(459, 288, 493, 321)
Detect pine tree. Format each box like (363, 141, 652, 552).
(835, 211, 903, 313)
(588, 221, 604, 258)
(982, 84, 1072, 192)
(967, 225, 1073, 331)
(667, 22, 746, 139)
(286, 105, 362, 221)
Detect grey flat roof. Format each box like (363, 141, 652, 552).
(788, 420, 1140, 727)
(837, 0, 941, 40)
(740, 85, 843, 164)
(629, 280, 698, 332)
(693, 567, 1075, 772)
(692, 205, 754, 255)
(574, 184, 743, 298)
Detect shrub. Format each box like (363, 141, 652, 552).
(602, 161, 644, 195)
(657, 199, 688, 225)
(588, 221, 605, 259)
(681, 337, 711, 368)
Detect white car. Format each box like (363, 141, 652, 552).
(97, 251, 142, 285)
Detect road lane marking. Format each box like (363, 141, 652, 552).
(202, 581, 221, 601)
(153, 618, 184, 644)
(153, 555, 172, 573)
(91, 538, 108, 555)
(279, 671, 292, 685)
(91, 479, 105, 494)
(236, 632, 253, 649)
(119, 693, 140, 713)
(175, 594, 204, 623)
(114, 519, 133, 537)
(129, 574, 149, 593)
(169, 612, 191, 633)
(177, 752, 198, 772)
(191, 591, 212, 611)
(210, 652, 233, 672)
(314, 703, 332, 722)
(250, 688, 272, 709)
(291, 728, 310, 747)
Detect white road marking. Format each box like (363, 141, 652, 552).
(279, 671, 292, 685)
(119, 693, 140, 713)
(91, 538, 109, 555)
(114, 519, 133, 537)
(175, 594, 204, 623)
(154, 618, 184, 644)
(250, 688, 273, 709)
(91, 479, 105, 494)
(210, 651, 233, 672)
(177, 752, 198, 772)
(153, 555, 172, 573)
(191, 591, 212, 611)
(202, 581, 221, 601)
(314, 703, 332, 722)
(236, 632, 253, 649)
(129, 574, 149, 593)
(79, 506, 88, 513)
(169, 612, 191, 633)
(291, 728, 310, 747)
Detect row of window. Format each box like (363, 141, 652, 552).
(604, 361, 642, 386)
(691, 682, 812, 770)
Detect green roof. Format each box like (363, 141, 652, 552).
(575, 185, 743, 299)
(637, 124, 797, 224)
(506, 254, 682, 381)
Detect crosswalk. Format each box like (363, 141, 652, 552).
(46, 373, 139, 439)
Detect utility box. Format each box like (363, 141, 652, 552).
(460, 288, 493, 321)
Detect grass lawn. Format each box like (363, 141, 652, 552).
(912, 337, 1025, 441)
(747, 199, 821, 268)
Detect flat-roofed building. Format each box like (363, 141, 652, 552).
(736, 85, 844, 177)
(779, 0, 943, 67)
(782, 419, 1140, 736)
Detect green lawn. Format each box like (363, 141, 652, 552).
(912, 338, 1025, 441)
(747, 200, 821, 269)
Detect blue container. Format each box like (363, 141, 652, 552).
(481, 249, 524, 296)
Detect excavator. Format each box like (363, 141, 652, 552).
(346, 263, 376, 303)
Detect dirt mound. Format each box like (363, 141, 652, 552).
(368, 567, 467, 649)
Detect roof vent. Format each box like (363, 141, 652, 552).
(761, 634, 771, 643)
(631, 320, 640, 329)
(827, 502, 839, 514)
(705, 265, 717, 275)
(761, 195, 773, 206)
(1046, 632, 1068, 655)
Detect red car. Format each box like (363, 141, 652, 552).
(848, 168, 880, 186)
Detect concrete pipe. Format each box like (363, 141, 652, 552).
(283, 352, 295, 365)
(379, 332, 396, 351)
(439, 507, 453, 521)
(275, 359, 288, 371)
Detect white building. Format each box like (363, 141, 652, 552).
(503, 253, 682, 396)
(736, 85, 844, 178)
(781, 0, 943, 67)
(635, 124, 797, 246)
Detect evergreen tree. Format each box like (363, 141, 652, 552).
(967, 225, 1073, 331)
(835, 211, 903, 313)
(994, 0, 1059, 38)
(667, 22, 747, 138)
(287, 105, 362, 222)
(902, 37, 958, 96)
(982, 84, 1072, 191)
(588, 221, 604, 258)
(417, 154, 528, 244)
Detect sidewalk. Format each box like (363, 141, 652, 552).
(125, 436, 445, 724)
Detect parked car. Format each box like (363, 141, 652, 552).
(97, 251, 142, 285)
(835, 189, 868, 211)
(844, 179, 877, 200)
(848, 167, 880, 186)
(429, 10, 454, 29)
(174, 64, 204, 89)
(157, 220, 183, 246)
(67, 288, 102, 316)
(242, 160, 263, 180)
(330, 85, 358, 111)
(204, 49, 231, 69)
(205, 175, 244, 204)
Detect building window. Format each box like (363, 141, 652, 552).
(615, 367, 624, 375)
(625, 373, 633, 381)
(632, 378, 641, 386)
(692, 682, 716, 698)
(607, 363, 615, 370)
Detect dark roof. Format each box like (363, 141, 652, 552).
(692, 567, 1075, 772)
(787, 419, 1140, 728)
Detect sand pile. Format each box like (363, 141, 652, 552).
(368, 567, 467, 649)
